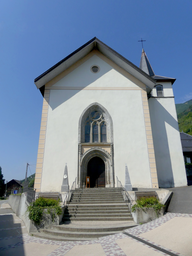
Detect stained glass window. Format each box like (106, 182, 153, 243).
(93, 123, 98, 142)
(84, 110, 107, 143)
(101, 123, 106, 142)
(85, 123, 90, 142)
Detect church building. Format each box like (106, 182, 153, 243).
(34, 37, 187, 193)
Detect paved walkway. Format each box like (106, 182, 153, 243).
(168, 186, 192, 213)
(1, 201, 192, 256)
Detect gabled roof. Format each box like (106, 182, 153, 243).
(7, 179, 22, 187)
(180, 132, 192, 152)
(140, 48, 176, 85)
(34, 37, 156, 92)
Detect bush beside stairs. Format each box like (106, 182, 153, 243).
(33, 188, 136, 241)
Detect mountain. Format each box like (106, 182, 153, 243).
(176, 100, 192, 135)
(176, 99, 192, 115)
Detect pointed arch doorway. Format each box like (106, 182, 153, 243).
(78, 103, 115, 188)
(87, 157, 105, 187)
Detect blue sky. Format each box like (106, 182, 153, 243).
(1, 1, 192, 181)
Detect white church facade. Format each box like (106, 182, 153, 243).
(34, 37, 187, 193)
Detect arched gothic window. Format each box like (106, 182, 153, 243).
(156, 84, 163, 97)
(79, 103, 113, 144)
(83, 109, 107, 143)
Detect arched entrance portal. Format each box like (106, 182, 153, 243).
(79, 148, 114, 188)
(87, 157, 105, 187)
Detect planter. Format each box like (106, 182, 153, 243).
(132, 207, 164, 224)
(28, 206, 65, 232)
(9, 193, 64, 233)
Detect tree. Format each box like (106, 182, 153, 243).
(28, 177, 34, 188)
(0, 167, 5, 197)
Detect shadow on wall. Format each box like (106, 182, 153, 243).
(149, 99, 182, 188)
(0, 214, 24, 255)
(45, 63, 113, 111)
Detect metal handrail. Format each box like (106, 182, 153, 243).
(71, 177, 77, 191)
(116, 176, 134, 208)
(62, 192, 71, 206)
(62, 177, 77, 206)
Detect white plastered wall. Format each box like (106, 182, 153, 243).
(40, 54, 153, 192)
(149, 82, 187, 187)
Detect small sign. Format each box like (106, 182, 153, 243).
(14, 190, 17, 194)
(86, 176, 90, 188)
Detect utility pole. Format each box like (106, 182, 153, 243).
(24, 163, 29, 193)
(4, 180, 8, 198)
(25, 163, 29, 182)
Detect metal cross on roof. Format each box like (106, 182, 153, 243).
(138, 38, 146, 49)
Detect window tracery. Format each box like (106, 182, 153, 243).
(84, 110, 107, 143)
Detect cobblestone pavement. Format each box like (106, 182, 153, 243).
(0, 202, 191, 256)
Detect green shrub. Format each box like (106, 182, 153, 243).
(131, 197, 164, 216)
(28, 205, 43, 225)
(32, 197, 60, 207)
(28, 197, 62, 225)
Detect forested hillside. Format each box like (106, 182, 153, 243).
(176, 99, 192, 115)
(20, 173, 35, 188)
(176, 100, 192, 135)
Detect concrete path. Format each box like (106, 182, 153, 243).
(1, 201, 192, 256)
(168, 186, 192, 213)
(0, 200, 13, 214)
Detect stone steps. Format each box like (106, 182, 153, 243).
(65, 209, 130, 213)
(32, 221, 137, 241)
(69, 201, 124, 204)
(63, 188, 133, 223)
(42, 229, 119, 238)
(52, 224, 134, 232)
(71, 197, 123, 200)
(65, 212, 130, 215)
(70, 198, 124, 200)
(32, 188, 136, 241)
(63, 217, 133, 221)
(67, 205, 128, 209)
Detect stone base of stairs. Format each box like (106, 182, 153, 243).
(31, 188, 136, 241)
(31, 221, 137, 241)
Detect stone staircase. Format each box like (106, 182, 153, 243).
(33, 188, 136, 241)
(63, 188, 133, 221)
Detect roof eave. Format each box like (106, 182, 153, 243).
(152, 75, 176, 85)
(34, 38, 156, 91)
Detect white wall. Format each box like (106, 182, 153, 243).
(40, 54, 152, 191)
(149, 84, 187, 187)
(151, 82, 174, 97)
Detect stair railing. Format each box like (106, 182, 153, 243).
(116, 176, 134, 208)
(62, 177, 78, 206)
(62, 192, 71, 206)
(71, 177, 77, 191)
